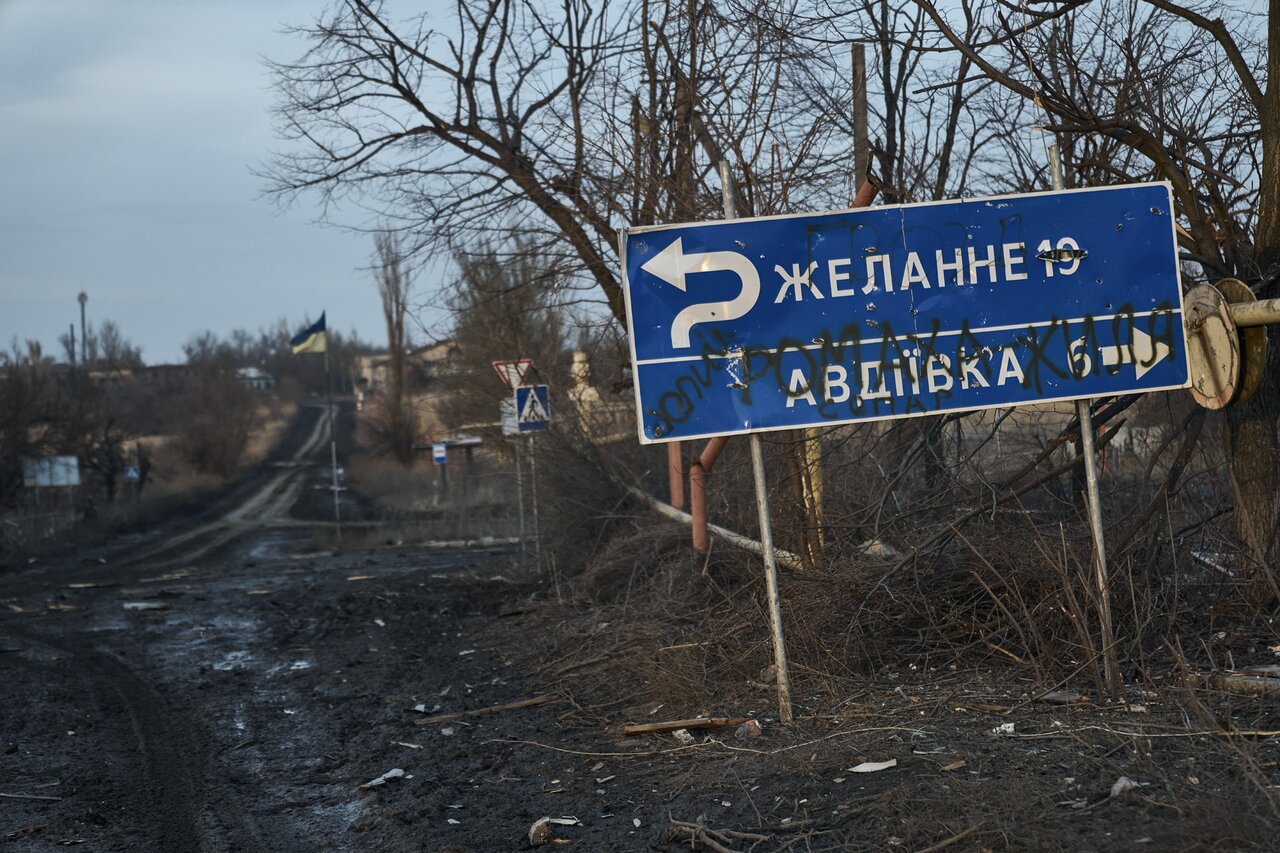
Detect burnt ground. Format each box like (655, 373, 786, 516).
(1, 405, 1278, 851)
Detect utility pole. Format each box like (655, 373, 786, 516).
(77, 292, 88, 366)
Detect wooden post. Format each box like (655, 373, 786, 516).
(852, 43, 869, 192)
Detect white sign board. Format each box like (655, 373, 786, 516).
(23, 456, 81, 488)
(500, 398, 520, 436)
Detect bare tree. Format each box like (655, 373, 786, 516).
(96, 320, 143, 371)
(371, 232, 416, 465)
(909, 0, 1277, 591)
(441, 242, 569, 430)
(263, 0, 883, 322)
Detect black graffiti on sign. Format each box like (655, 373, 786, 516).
(643, 303, 1179, 437)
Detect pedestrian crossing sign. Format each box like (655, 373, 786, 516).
(514, 384, 551, 433)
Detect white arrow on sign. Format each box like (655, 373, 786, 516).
(641, 237, 761, 349)
(1099, 327, 1171, 380)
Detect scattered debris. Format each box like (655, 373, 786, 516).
(1110, 776, 1145, 798)
(940, 760, 966, 772)
(1039, 690, 1087, 706)
(0, 792, 63, 802)
(1193, 671, 1280, 698)
(991, 722, 1016, 736)
(1190, 550, 1233, 577)
(668, 815, 770, 852)
(65, 582, 116, 589)
(672, 728, 696, 745)
(414, 693, 557, 726)
(3, 822, 48, 840)
(857, 538, 900, 557)
(246, 589, 272, 596)
(374, 618, 385, 627)
(122, 601, 170, 611)
(393, 741, 422, 750)
(1243, 664, 1280, 677)
(849, 758, 897, 773)
(623, 716, 750, 736)
(529, 814, 583, 845)
(734, 719, 763, 738)
(357, 768, 405, 792)
(346, 575, 374, 581)
(139, 570, 192, 583)
(440, 726, 456, 736)
(596, 775, 615, 784)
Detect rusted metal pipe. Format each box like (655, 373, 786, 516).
(690, 436, 731, 554)
(667, 443, 685, 509)
(852, 175, 880, 209)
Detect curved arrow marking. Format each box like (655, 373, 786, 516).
(1100, 327, 1171, 379)
(641, 238, 761, 349)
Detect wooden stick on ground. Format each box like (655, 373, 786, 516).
(624, 717, 750, 736)
(915, 825, 978, 853)
(0, 792, 63, 802)
(668, 815, 770, 853)
(414, 693, 558, 726)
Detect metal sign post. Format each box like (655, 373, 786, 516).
(722, 160, 793, 723)
(1050, 145, 1119, 701)
(512, 385, 550, 564)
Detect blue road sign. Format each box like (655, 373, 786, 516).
(432, 443, 447, 465)
(621, 183, 1189, 444)
(124, 465, 141, 482)
(515, 385, 551, 433)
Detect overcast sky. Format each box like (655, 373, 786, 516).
(0, 0, 449, 364)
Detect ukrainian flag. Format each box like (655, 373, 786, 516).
(291, 313, 328, 354)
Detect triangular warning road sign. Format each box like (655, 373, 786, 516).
(493, 359, 533, 388)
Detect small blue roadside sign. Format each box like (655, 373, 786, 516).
(621, 182, 1189, 443)
(124, 466, 141, 482)
(432, 443, 447, 465)
(515, 385, 551, 433)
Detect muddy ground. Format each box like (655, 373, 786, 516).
(1, 405, 1278, 851)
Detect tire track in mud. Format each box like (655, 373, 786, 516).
(2, 628, 268, 852)
(0, 404, 341, 850)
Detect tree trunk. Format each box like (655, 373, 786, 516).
(1225, 0, 1280, 600)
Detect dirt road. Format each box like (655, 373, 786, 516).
(0, 404, 526, 850)
(2, 405, 1277, 851)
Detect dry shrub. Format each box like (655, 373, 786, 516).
(171, 375, 257, 477)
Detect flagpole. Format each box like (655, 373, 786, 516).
(324, 343, 342, 542)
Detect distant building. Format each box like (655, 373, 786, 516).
(85, 364, 196, 392)
(355, 341, 456, 395)
(236, 367, 276, 393)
